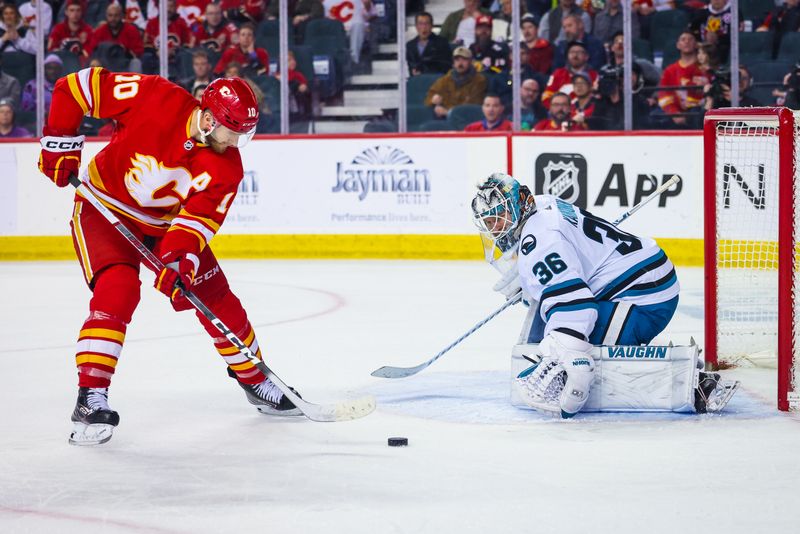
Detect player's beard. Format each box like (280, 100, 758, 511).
(208, 137, 229, 154)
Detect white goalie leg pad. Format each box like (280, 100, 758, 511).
(515, 299, 539, 344)
(512, 342, 701, 413)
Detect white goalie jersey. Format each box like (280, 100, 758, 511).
(517, 195, 680, 340)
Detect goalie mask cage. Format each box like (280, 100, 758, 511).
(704, 107, 799, 411)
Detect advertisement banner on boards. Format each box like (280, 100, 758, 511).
(512, 135, 703, 238)
(4, 135, 705, 239)
(229, 136, 507, 234)
(0, 146, 18, 234)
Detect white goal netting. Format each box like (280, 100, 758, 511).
(711, 112, 799, 409)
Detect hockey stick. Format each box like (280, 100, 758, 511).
(613, 174, 681, 226)
(69, 175, 375, 422)
(371, 175, 682, 379)
(371, 294, 522, 379)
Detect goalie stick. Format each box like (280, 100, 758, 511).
(371, 175, 682, 379)
(69, 175, 375, 422)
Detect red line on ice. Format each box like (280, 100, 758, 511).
(0, 505, 181, 533)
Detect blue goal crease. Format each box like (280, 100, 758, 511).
(365, 371, 776, 425)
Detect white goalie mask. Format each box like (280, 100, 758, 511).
(471, 173, 534, 265)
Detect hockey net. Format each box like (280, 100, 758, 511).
(704, 107, 799, 411)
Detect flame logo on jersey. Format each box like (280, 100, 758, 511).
(329, 1, 355, 23)
(124, 153, 210, 209)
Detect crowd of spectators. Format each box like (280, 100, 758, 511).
(2, 0, 800, 137)
(0, 0, 391, 136)
(410, 0, 800, 132)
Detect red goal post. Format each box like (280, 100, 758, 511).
(703, 107, 798, 411)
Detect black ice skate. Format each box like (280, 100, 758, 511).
(227, 367, 303, 416)
(694, 372, 740, 414)
(69, 387, 120, 446)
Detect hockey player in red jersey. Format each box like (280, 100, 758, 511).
(38, 69, 300, 446)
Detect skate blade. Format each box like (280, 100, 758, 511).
(256, 405, 304, 417)
(69, 422, 115, 446)
(706, 380, 740, 413)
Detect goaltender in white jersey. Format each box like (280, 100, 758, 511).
(471, 173, 738, 418)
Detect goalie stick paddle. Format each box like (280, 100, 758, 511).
(371, 175, 682, 379)
(69, 175, 375, 422)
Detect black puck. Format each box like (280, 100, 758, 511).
(388, 437, 408, 447)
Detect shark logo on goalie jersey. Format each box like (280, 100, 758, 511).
(521, 234, 537, 255)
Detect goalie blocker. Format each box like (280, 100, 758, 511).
(510, 341, 739, 414)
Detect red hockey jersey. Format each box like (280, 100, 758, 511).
(533, 118, 586, 131)
(144, 14, 195, 48)
(464, 119, 513, 131)
(88, 21, 145, 57)
(191, 19, 239, 52)
(48, 20, 94, 55)
(177, 0, 211, 26)
(48, 67, 244, 257)
(657, 60, 709, 114)
(542, 67, 598, 108)
(214, 45, 269, 74)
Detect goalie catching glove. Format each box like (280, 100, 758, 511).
(38, 127, 85, 187)
(515, 331, 595, 418)
(154, 251, 200, 308)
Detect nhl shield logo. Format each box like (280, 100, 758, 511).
(542, 160, 581, 203)
(535, 153, 588, 207)
(184, 139, 195, 151)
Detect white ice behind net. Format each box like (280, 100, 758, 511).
(715, 120, 781, 367)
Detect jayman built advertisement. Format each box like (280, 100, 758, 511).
(228, 136, 506, 234)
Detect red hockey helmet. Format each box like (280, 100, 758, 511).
(200, 77, 259, 148)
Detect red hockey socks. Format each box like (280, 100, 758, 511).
(214, 321, 264, 384)
(76, 314, 128, 388)
(197, 291, 266, 385)
(76, 265, 140, 388)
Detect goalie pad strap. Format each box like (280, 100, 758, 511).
(516, 299, 539, 344)
(600, 301, 633, 345)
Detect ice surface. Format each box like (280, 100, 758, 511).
(0, 261, 798, 533)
